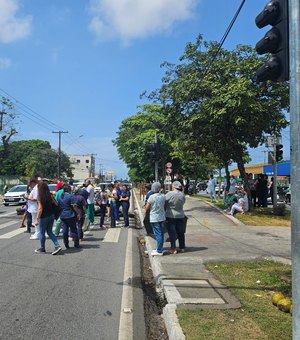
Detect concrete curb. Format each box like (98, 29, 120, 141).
(163, 304, 186, 340)
(133, 189, 186, 339)
(192, 196, 245, 226)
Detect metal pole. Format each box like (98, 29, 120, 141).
(273, 142, 278, 207)
(155, 131, 158, 182)
(52, 131, 68, 179)
(289, 0, 300, 337)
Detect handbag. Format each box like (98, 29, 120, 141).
(96, 192, 103, 206)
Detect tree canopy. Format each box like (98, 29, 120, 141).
(116, 36, 289, 185)
(0, 139, 73, 178)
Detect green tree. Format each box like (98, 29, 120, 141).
(114, 104, 170, 183)
(0, 139, 73, 178)
(148, 36, 289, 190)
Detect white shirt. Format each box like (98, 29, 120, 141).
(207, 178, 216, 193)
(27, 184, 38, 213)
(86, 184, 95, 204)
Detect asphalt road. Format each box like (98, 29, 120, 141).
(0, 205, 145, 340)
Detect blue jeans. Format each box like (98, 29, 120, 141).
(61, 216, 79, 247)
(122, 202, 130, 226)
(166, 217, 185, 250)
(39, 214, 59, 250)
(151, 222, 164, 253)
(110, 202, 116, 227)
(99, 204, 107, 227)
(114, 201, 120, 220)
(77, 214, 85, 239)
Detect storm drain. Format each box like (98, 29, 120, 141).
(162, 278, 241, 309)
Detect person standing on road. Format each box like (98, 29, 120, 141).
(120, 185, 131, 227)
(34, 182, 62, 255)
(52, 177, 63, 192)
(27, 177, 41, 240)
(107, 184, 117, 228)
(73, 188, 87, 240)
(145, 182, 166, 256)
(58, 184, 81, 249)
(96, 184, 108, 228)
(207, 175, 217, 203)
(165, 181, 186, 254)
(85, 179, 95, 225)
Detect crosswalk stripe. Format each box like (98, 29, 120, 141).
(0, 211, 17, 218)
(0, 228, 25, 239)
(0, 220, 18, 230)
(103, 228, 121, 243)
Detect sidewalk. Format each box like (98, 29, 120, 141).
(133, 191, 291, 339)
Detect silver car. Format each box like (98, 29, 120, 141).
(3, 185, 28, 206)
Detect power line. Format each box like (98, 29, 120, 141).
(203, 0, 246, 78)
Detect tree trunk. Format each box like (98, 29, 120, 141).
(236, 158, 252, 211)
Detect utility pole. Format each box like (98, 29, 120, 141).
(289, 0, 300, 337)
(89, 153, 97, 177)
(0, 110, 7, 131)
(52, 131, 68, 179)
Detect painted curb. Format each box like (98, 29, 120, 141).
(163, 304, 186, 340)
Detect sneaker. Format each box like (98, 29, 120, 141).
(52, 247, 62, 255)
(30, 235, 39, 240)
(35, 248, 45, 254)
(151, 250, 163, 256)
(179, 248, 185, 253)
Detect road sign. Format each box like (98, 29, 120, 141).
(166, 168, 172, 174)
(166, 162, 172, 168)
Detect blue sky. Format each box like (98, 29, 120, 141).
(0, 0, 290, 179)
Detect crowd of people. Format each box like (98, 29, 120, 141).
(19, 176, 131, 255)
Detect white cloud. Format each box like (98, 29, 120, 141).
(0, 57, 12, 69)
(88, 0, 198, 44)
(0, 0, 32, 43)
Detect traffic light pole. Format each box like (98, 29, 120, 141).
(273, 143, 278, 206)
(155, 131, 158, 182)
(289, 0, 300, 337)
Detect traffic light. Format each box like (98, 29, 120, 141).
(147, 143, 159, 161)
(275, 144, 283, 162)
(255, 0, 289, 82)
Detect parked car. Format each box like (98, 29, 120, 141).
(3, 185, 27, 206)
(94, 182, 110, 194)
(48, 183, 57, 193)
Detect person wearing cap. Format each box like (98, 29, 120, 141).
(144, 182, 166, 256)
(165, 181, 186, 254)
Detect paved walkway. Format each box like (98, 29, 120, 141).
(133, 192, 291, 339)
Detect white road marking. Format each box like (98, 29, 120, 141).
(0, 228, 25, 239)
(103, 228, 121, 243)
(0, 211, 17, 218)
(118, 228, 133, 340)
(0, 220, 18, 230)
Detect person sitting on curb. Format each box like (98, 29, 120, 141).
(227, 190, 249, 216)
(144, 182, 166, 256)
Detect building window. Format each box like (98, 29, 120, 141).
(86, 166, 89, 169)
(86, 159, 89, 163)
(77, 160, 80, 163)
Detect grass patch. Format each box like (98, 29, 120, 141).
(195, 195, 291, 227)
(177, 261, 292, 340)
